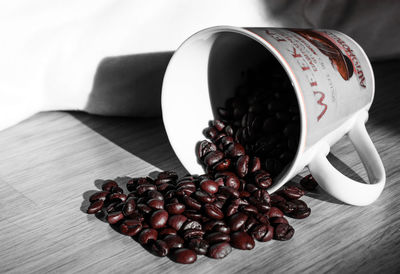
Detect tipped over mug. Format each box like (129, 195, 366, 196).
(161, 26, 386, 206)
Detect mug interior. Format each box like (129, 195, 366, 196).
(162, 27, 305, 191)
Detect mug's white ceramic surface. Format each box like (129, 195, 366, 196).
(162, 26, 385, 206)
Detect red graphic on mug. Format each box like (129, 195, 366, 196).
(292, 30, 354, 81)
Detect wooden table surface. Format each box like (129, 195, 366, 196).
(0, 60, 399, 274)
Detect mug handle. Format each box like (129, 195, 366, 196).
(308, 111, 385, 206)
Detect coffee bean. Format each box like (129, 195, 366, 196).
(147, 190, 164, 200)
(150, 210, 168, 229)
(250, 224, 268, 241)
(188, 238, 209, 255)
(249, 157, 261, 173)
(165, 203, 185, 215)
(183, 229, 205, 241)
(228, 212, 248, 231)
(225, 143, 245, 158)
(157, 183, 175, 192)
(268, 207, 284, 218)
(89, 191, 109, 203)
(164, 235, 185, 249)
(212, 119, 226, 131)
(231, 231, 255, 250)
(151, 240, 169, 257)
(300, 174, 318, 190)
(194, 190, 216, 204)
(270, 217, 289, 226)
(240, 204, 258, 215)
(171, 248, 197, 264)
(147, 198, 164, 210)
(120, 220, 142, 236)
(102, 180, 118, 192)
(183, 210, 203, 222)
(159, 227, 177, 238)
(181, 220, 202, 231)
(208, 242, 232, 259)
(200, 179, 219, 194)
(168, 215, 187, 231)
(137, 203, 152, 215)
(109, 193, 127, 203)
(205, 232, 230, 244)
(253, 170, 273, 189)
(203, 220, 225, 232)
(137, 184, 157, 195)
(278, 186, 305, 200)
(270, 193, 286, 205)
(243, 216, 258, 232)
(107, 211, 124, 224)
(213, 224, 231, 234)
(87, 200, 104, 214)
(204, 151, 224, 167)
(225, 202, 239, 217)
(287, 207, 311, 219)
(274, 223, 294, 241)
(204, 204, 224, 220)
(276, 201, 296, 214)
(138, 228, 158, 245)
(236, 155, 250, 178)
(122, 197, 136, 216)
(212, 158, 231, 171)
(183, 195, 202, 211)
(260, 225, 274, 242)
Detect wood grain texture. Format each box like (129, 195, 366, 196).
(0, 60, 399, 273)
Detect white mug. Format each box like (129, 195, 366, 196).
(161, 26, 385, 206)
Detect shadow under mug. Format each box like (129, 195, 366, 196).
(161, 26, 385, 206)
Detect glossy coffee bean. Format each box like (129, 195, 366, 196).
(253, 189, 270, 204)
(197, 140, 217, 160)
(212, 119, 226, 131)
(213, 224, 230, 234)
(102, 180, 118, 192)
(89, 191, 109, 203)
(151, 240, 169, 257)
(150, 210, 168, 229)
(251, 224, 268, 241)
(288, 207, 311, 219)
(171, 248, 197, 264)
(159, 227, 177, 238)
(225, 143, 245, 158)
(270, 194, 286, 205)
(236, 155, 249, 178)
(205, 232, 230, 244)
(212, 158, 231, 171)
(137, 203, 152, 215)
(194, 190, 216, 203)
(203, 220, 225, 232)
(204, 151, 224, 167)
(147, 198, 164, 210)
(137, 184, 157, 195)
(167, 215, 187, 231)
(218, 186, 240, 199)
(165, 203, 185, 215)
(274, 223, 295, 241)
(231, 231, 255, 250)
(183, 195, 202, 211)
(278, 186, 305, 200)
(122, 198, 136, 216)
(253, 170, 273, 189)
(188, 238, 209, 255)
(208, 242, 232, 259)
(240, 204, 258, 215)
(109, 193, 127, 203)
(228, 212, 248, 231)
(181, 220, 202, 231)
(270, 217, 289, 226)
(204, 204, 224, 220)
(107, 211, 124, 224)
(111, 186, 124, 194)
(268, 207, 284, 218)
(183, 210, 203, 222)
(200, 179, 219, 194)
(243, 216, 258, 232)
(87, 200, 104, 214)
(220, 136, 234, 148)
(276, 200, 297, 214)
(138, 228, 158, 245)
(204, 126, 219, 140)
(147, 190, 164, 200)
(163, 235, 184, 249)
(249, 157, 261, 173)
(300, 174, 318, 190)
(120, 220, 142, 236)
(260, 225, 274, 242)
(215, 171, 240, 190)
(225, 202, 239, 217)
(183, 229, 205, 240)
(157, 183, 175, 192)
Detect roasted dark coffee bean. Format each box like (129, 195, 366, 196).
(255, 213, 269, 225)
(181, 220, 202, 231)
(211, 119, 226, 131)
(250, 224, 268, 241)
(235, 155, 249, 178)
(151, 240, 169, 257)
(270, 217, 289, 226)
(212, 158, 231, 171)
(183, 229, 205, 240)
(120, 219, 142, 236)
(276, 200, 297, 214)
(126, 179, 137, 191)
(111, 186, 123, 194)
(274, 223, 294, 241)
(270, 193, 286, 205)
(171, 248, 197, 264)
(300, 174, 318, 190)
(249, 197, 270, 213)
(183, 210, 203, 222)
(240, 204, 258, 215)
(107, 211, 124, 224)
(138, 228, 158, 245)
(219, 186, 240, 199)
(194, 190, 216, 204)
(137, 203, 152, 215)
(228, 212, 248, 231)
(268, 207, 284, 218)
(291, 199, 308, 212)
(243, 216, 258, 232)
(197, 140, 217, 160)
(176, 180, 196, 188)
(200, 179, 219, 194)
(159, 227, 177, 238)
(122, 197, 136, 216)
(147, 198, 164, 210)
(176, 185, 196, 196)
(164, 190, 177, 200)
(225, 143, 245, 158)
(205, 232, 230, 244)
(208, 242, 232, 259)
(102, 180, 118, 192)
(288, 207, 311, 219)
(249, 157, 261, 173)
(167, 215, 187, 231)
(278, 185, 305, 200)
(225, 202, 239, 217)
(137, 184, 157, 195)
(183, 195, 202, 211)
(147, 190, 164, 200)
(126, 211, 144, 222)
(164, 235, 185, 249)
(89, 191, 109, 203)
(260, 225, 274, 242)
(253, 189, 270, 204)
(253, 170, 273, 189)
(166, 203, 185, 215)
(188, 238, 209, 255)
(213, 224, 230, 234)
(157, 183, 175, 192)
(204, 203, 224, 220)
(87, 200, 104, 214)
(203, 220, 225, 232)
(204, 126, 219, 140)
(157, 170, 178, 181)
(231, 231, 255, 250)
(246, 183, 259, 193)
(204, 151, 224, 167)
(240, 191, 251, 198)
(150, 210, 168, 229)
(220, 136, 234, 149)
